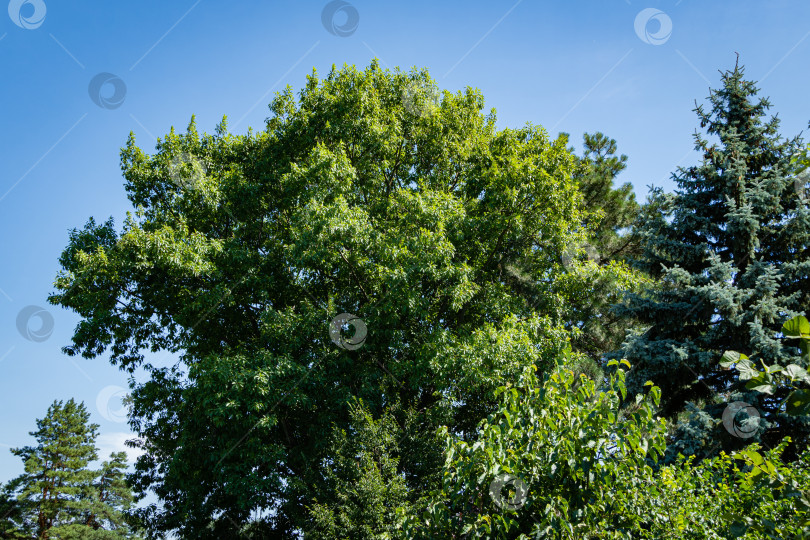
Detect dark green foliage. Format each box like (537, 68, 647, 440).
(615, 61, 810, 461)
(0, 479, 25, 539)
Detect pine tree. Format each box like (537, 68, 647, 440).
(615, 60, 810, 460)
(6, 400, 141, 538)
(572, 131, 640, 261)
(565, 132, 645, 362)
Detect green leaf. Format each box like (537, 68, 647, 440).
(782, 315, 810, 339)
(736, 358, 759, 381)
(785, 390, 810, 416)
(745, 383, 775, 395)
(784, 364, 810, 383)
(720, 350, 748, 369)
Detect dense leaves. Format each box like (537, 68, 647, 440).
(39, 59, 810, 537)
(407, 356, 667, 538)
(49, 61, 599, 536)
(408, 359, 810, 538)
(306, 399, 413, 539)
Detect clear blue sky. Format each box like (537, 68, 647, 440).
(1, 0, 808, 486)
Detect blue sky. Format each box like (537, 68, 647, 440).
(1, 0, 808, 486)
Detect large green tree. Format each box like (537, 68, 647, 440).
(4, 400, 139, 539)
(48, 60, 622, 536)
(615, 61, 810, 460)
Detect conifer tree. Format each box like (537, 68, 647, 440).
(615, 60, 810, 460)
(6, 400, 141, 538)
(507, 132, 644, 367)
(564, 132, 645, 362)
(572, 131, 640, 261)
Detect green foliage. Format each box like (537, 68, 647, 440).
(570, 132, 640, 261)
(44, 57, 810, 538)
(615, 61, 810, 461)
(49, 60, 591, 536)
(508, 131, 647, 364)
(0, 478, 25, 539)
(406, 359, 810, 538)
(405, 356, 667, 538)
(3, 400, 141, 539)
(306, 399, 413, 539)
(565, 132, 647, 363)
(792, 140, 810, 200)
(722, 314, 810, 417)
(638, 443, 810, 539)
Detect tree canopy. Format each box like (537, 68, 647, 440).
(49, 60, 638, 536)
(40, 59, 810, 537)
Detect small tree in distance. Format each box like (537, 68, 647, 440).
(2, 399, 141, 539)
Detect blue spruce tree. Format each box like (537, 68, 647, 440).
(616, 60, 810, 461)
